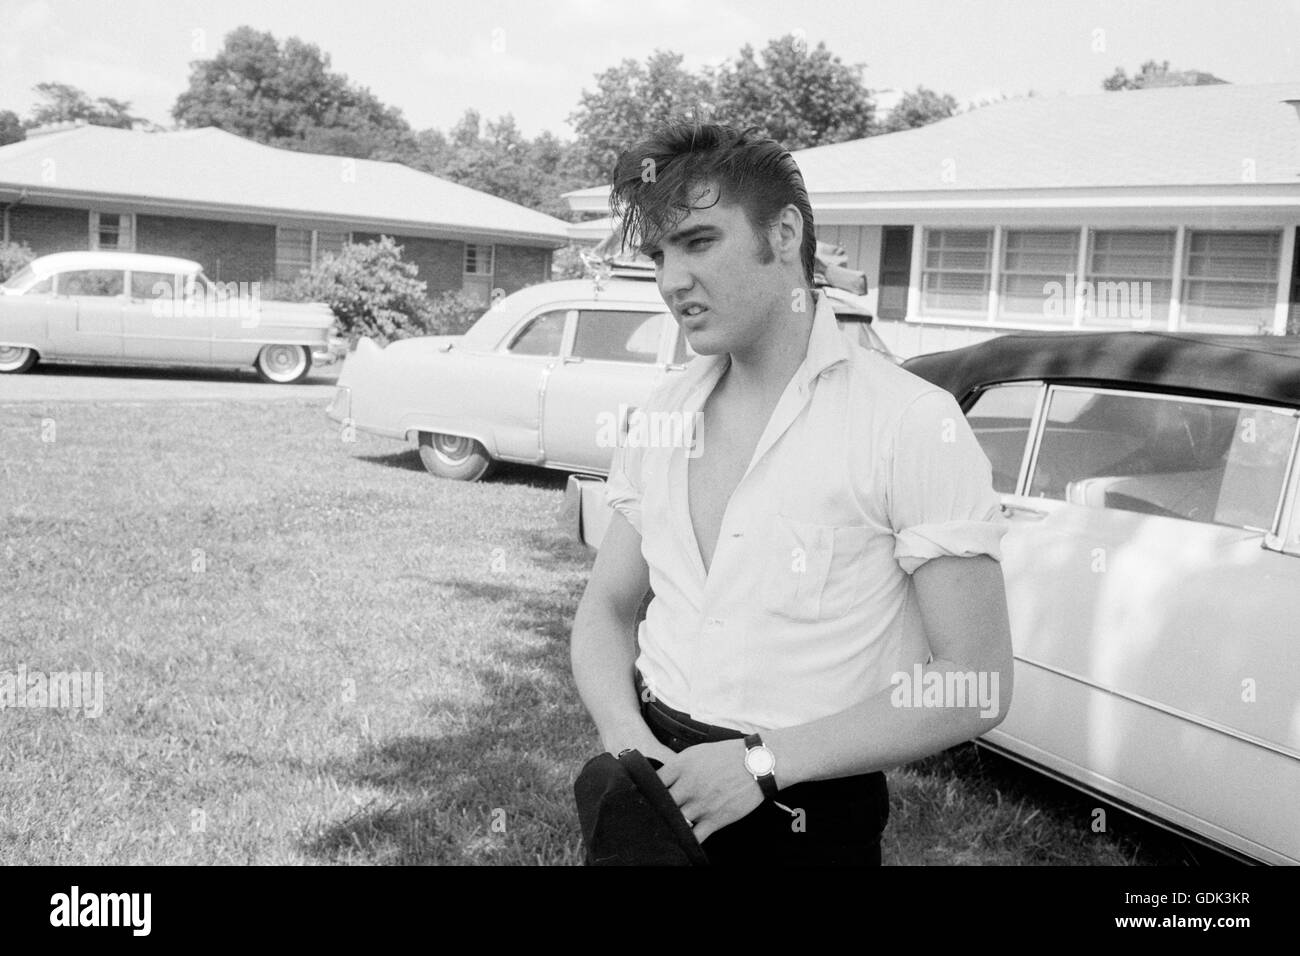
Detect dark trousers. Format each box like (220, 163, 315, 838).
(639, 684, 889, 866)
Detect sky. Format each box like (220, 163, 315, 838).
(1, 0, 1298, 138)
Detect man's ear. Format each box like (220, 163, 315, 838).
(771, 204, 804, 265)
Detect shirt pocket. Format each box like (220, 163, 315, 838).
(759, 515, 872, 623)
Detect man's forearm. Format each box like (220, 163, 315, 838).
(570, 597, 657, 753)
(764, 657, 1013, 788)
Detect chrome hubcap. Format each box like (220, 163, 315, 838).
(0, 346, 27, 368)
(261, 345, 305, 380)
(433, 434, 471, 463)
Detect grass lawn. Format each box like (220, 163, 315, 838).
(0, 396, 1230, 865)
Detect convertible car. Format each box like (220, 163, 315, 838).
(567, 330, 1300, 865)
(0, 251, 343, 382)
(326, 262, 894, 480)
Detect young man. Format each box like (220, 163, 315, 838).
(570, 124, 1014, 865)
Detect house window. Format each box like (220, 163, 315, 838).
(1083, 230, 1175, 327)
(464, 244, 494, 276)
(921, 229, 992, 316)
(275, 228, 351, 282)
(89, 212, 135, 251)
(999, 230, 1079, 321)
(315, 231, 349, 262)
(463, 243, 496, 306)
(1181, 230, 1281, 332)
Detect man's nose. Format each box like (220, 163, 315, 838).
(657, 250, 694, 300)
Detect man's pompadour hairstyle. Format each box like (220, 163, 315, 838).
(609, 123, 817, 284)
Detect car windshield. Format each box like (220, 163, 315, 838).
(2, 265, 36, 291)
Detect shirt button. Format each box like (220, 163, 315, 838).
(704, 617, 722, 630)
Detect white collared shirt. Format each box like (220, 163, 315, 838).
(605, 292, 1009, 733)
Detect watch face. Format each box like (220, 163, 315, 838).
(745, 746, 775, 777)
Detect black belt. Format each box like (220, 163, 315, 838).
(633, 672, 891, 866)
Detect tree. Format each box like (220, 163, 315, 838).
(0, 110, 24, 145)
(570, 37, 876, 175)
(410, 109, 596, 219)
(0, 240, 36, 282)
(1103, 60, 1228, 91)
(569, 50, 713, 178)
(27, 82, 140, 129)
(712, 35, 875, 148)
(879, 86, 958, 133)
(172, 26, 415, 159)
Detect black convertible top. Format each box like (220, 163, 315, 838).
(903, 331, 1300, 409)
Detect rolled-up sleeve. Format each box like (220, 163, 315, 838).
(888, 388, 1009, 575)
(604, 425, 645, 536)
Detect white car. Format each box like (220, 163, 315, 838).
(0, 251, 343, 382)
(568, 329, 1300, 865)
(327, 265, 895, 480)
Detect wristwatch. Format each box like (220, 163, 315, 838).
(743, 733, 779, 800)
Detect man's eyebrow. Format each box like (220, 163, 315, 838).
(639, 224, 717, 256)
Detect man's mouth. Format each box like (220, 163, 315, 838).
(679, 304, 708, 321)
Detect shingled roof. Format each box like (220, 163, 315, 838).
(565, 82, 1300, 210)
(0, 125, 569, 246)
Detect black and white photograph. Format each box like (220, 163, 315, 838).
(0, 0, 1296, 902)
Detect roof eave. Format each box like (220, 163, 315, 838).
(0, 185, 570, 248)
(809, 184, 1300, 223)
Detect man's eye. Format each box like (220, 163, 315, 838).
(690, 237, 713, 248)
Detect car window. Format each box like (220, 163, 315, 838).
(58, 269, 124, 297)
(130, 271, 177, 300)
(508, 309, 568, 356)
(3, 265, 49, 294)
(966, 383, 1043, 494)
(1027, 386, 1297, 530)
(572, 310, 663, 364)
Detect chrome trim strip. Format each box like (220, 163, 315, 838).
(1014, 654, 1300, 762)
(1017, 382, 1048, 496)
(536, 362, 553, 463)
(974, 737, 1272, 865)
(1265, 414, 1300, 549)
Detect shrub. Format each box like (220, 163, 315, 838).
(425, 289, 486, 335)
(285, 236, 436, 345)
(0, 240, 36, 283)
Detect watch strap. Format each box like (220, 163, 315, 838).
(743, 733, 779, 801)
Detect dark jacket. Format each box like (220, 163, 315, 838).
(573, 749, 709, 866)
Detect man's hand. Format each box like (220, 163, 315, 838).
(656, 739, 763, 843)
(605, 733, 676, 767)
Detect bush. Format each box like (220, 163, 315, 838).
(285, 236, 439, 345)
(425, 289, 486, 335)
(0, 240, 35, 283)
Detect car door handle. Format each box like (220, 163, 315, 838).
(1002, 503, 1047, 520)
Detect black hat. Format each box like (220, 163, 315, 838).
(574, 749, 709, 866)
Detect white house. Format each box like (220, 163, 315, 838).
(566, 82, 1300, 358)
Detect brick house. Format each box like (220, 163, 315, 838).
(566, 82, 1300, 358)
(0, 123, 569, 304)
